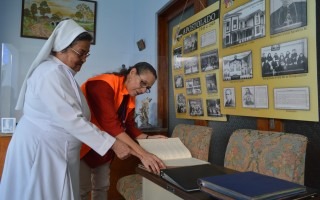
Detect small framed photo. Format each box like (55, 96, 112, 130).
(1, 118, 16, 133)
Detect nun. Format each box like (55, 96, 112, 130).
(0, 19, 132, 200)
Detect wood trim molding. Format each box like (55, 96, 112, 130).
(257, 118, 284, 132)
(157, 0, 283, 130)
(157, 0, 209, 129)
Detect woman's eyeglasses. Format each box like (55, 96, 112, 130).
(137, 74, 151, 93)
(70, 48, 90, 58)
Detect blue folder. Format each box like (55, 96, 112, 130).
(160, 164, 230, 192)
(198, 171, 306, 200)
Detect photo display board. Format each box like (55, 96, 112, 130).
(219, 0, 318, 122)
(171, 2, 227, 121)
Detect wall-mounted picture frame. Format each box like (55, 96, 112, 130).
(224, 87, 236, 107)
(174, 75, 184, 88)
(206, 99, 221, 117)
(186, 77, 202, 95)
(184, 56, 199, 75)
(1, 118, 16, 133)
(222, 50, 253, 81)
(189, 99, 204, 116)
(21, 0, 97, 44)
(176, 93, 187, 114)
(270, 0, 307, 35)
(173, 47, 183, 69)
(201, 49, 219, 72)
(261, 38, 308, 77)
(205, 73, 218, 94)
(222, 0, 265, 48)
(183, 32, 198, 54)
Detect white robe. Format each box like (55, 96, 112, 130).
(0, 56, 115, 200)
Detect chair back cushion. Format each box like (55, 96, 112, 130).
(171, 124, 212, 161)
(224, 129, 307, 185)
(116, 174, 142, 200)
(116, 124, 213, 200)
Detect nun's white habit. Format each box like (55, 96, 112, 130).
(0, 19, 115, 200)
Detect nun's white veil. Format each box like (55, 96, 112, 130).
(15, 19, 87, 110)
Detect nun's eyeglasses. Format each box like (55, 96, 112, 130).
(70, 48, 90, 58)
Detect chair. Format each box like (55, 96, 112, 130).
(224, 129, 308, 185)
(116, 124, 213, 200)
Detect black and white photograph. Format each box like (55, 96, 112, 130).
(261, 38, 308, 77)
(186, 77, 202, 95)
(270, 0, 307, 35)
(224, 88, 236, 107)
(241, 86, 268, 108)
(206, 99, 222, 117)
(176, 93, 187, 113)
(242, 87, 255, 108)
(1, 118, 16, 133)
(223, 0, 265, 48)
(223, 51, 253, 81)
(205, 74, 217, 94)
(173, 47, 183, 69)
(201, 49, 219, 72)
(174, 75, 184, 88)
(200, 30, 216, 48)
(183, 32, 198, 54)
(184, 56, 199, 75)
(189, 99, 204, 116)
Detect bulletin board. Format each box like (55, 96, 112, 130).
(171, 2, 227, 121)
(219, 0, 318, 122)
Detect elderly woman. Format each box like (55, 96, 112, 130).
(0, 19, 133, 200)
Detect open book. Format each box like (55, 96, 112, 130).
(137, 137, 209, 167)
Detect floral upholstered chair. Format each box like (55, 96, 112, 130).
(224, 129, 308, 185)
(116, 124, 213, 200)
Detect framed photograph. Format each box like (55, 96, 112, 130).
(242, 87, 255, 108)
(270, 0, 307, 35)
(173, 47, 183, 69)
(223, 0, 265, 48)
(176, 93, 187, 113)
(184, 56, 199, 75)
(1, 118, 16, 133)
(174, 75, 184, 88)
(183, 32, 198, 54)
(205, 73, 217, 94)
(261, 38, 308, 77)
(188, 99, 204, 116)
(206, 99, 222, 117)
(21, 0, 97, 44)
(186, 77, 202, 95)
(201, 49, 219, 72)
(241, 85, 269, 109)
(223, 51, 253, 81)
(224, 88, 236, 107)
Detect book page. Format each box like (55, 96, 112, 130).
(137, 137, 192, 160)
(164, 157, 209, 167)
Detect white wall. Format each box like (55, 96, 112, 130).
(0, 0, 170, 124)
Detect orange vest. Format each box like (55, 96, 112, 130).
(80, 74, 135, 159)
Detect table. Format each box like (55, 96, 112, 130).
(136, 164, 320, 200)
(137, 164, 235, 200)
